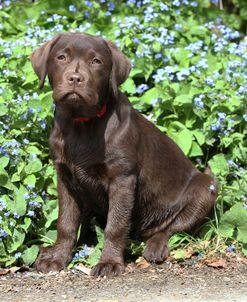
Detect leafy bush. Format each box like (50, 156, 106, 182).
(0, 0, 247, 267)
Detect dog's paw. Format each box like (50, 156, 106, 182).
(91, 261, 125, 277)
(35, 246, 71, 273)
(143, 243, 170, 264)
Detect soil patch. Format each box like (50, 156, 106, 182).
(1, 256, 247, 302)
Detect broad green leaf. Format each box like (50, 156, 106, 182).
(7, 228, 25, 253)
(26, 146, 42, 155)
(21, 245, 39, 266)
(23, 174, 36, 188)
(192, 130, 205, 146)
(45, 230, 57, 243)
(0, 168, 8, 186)
(219, 203, 247, 243)
(0, 156, 9, 168)
(242, 245, 247, 257)
(173, 249, 186, 260)
(0, 104, 8, 116)
(208, 154, 228, 175)
(10, 185, 28, 215)
(141, 87, 161, 104)
(170, 129, 193, 155)
(45, 206, 58, 228)
(189, 141, 203, 157)
(174, 94, 192, 106)
(24, 159, 43, 175)
(120, 78, 136, 94)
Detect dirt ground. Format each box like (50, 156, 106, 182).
(1, 256, 247, 302)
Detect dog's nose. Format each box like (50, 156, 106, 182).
(67, 73, 84, 85)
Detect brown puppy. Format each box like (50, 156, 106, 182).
(31, 33, 217, 277)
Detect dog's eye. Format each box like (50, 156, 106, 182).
(57, 55, 66, 61)
(92, 58, 102, 65)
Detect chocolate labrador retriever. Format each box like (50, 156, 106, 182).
(31, 33, 217, 276)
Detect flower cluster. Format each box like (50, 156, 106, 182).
(73, 246, 91, 261)
(0, 0, 246, 266)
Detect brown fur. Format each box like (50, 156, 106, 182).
(31, 33, 217, 277)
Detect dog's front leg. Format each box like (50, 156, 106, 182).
(91, 174, 136, 277)
(35, 177, 81, 273)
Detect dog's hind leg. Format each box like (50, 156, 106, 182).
(143, 169, 217, 263)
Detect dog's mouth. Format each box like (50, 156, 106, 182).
(62, 91, 83, 103)
(54, 88, 98, 106)
(53, 88, 103, 117)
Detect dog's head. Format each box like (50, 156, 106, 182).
(31, 33, 131, 116)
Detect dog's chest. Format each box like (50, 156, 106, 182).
(51, 128, 109, 194)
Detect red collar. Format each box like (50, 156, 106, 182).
(73, 104, 107, 123)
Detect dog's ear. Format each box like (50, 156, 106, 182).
(106, 41, 131, 97)
(31, 35, 61, 89)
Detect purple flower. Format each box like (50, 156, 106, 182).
(136, 84, 149, 94)
(13, 212, 20, 219)
(154, 53, 162, 59)
(227, 160, 238, 169)
(226, 244, 235, 253)
(160, 3, 168, 11)
(27, 210, 35, 217)
(0, 229, 9, 238)
(108, 2, 115, 11)
(194, 94, 204, 109)
(85, 0, 92, 6)
(73, 246, 90, 260)
(15, 252, 22, 259)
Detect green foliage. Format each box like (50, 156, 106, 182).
(0, 0, 246, 267)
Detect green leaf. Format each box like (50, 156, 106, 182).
(85, 247, 101, 267)
(20, 218, 32, 232)
(169, 129, 193, 155)
(26, 146, 42, 155)
(219, 203, 247, 243)
(23, 174, 36, 188)
(21, 245, 39, 266)
(85, 226, 104, 267)
(192, 130, 205, 146)
(242, 244, 247, 257)
(45, 206, 58, 228)
(0, 104, 8, 116)
(0, 156, 9, 168)
(24, 159, 43, 174)
(7, 228, 25, 253)
(189, 141, 203, 157)
(10, 185, 27, 215)
(141, 87, 161, 104)
(174, 94, 192, 106)
(45, 230, 57, 243)
(208, 154, 228, 175)
(173, 249, 186, 260)
(0, 167, 8, 186)
(120, 78, 136, 94)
